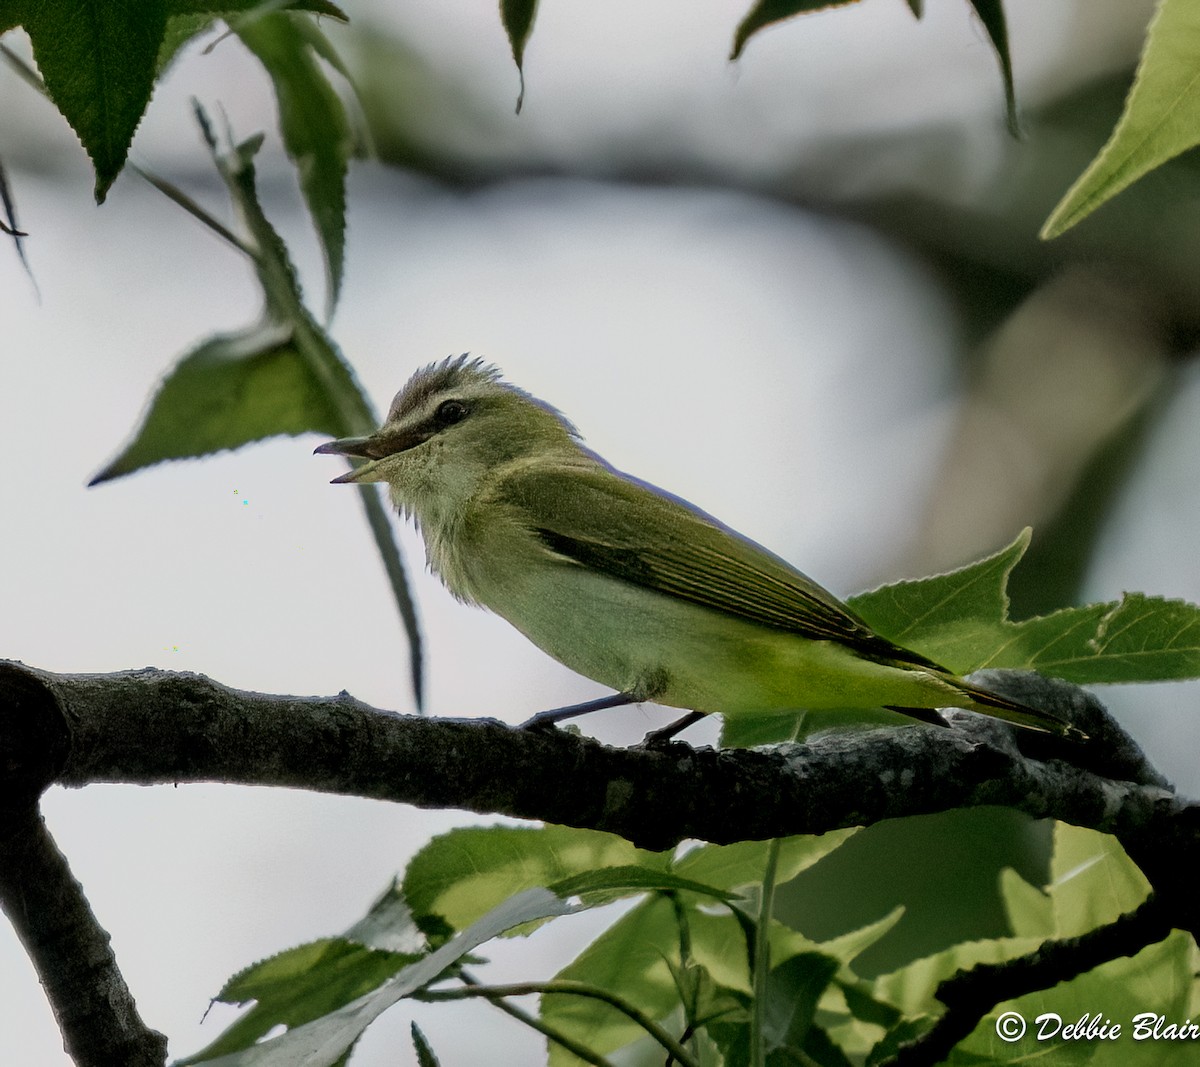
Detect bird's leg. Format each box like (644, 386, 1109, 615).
(640, 710, 705, 745)
(519, 691, 637, 731)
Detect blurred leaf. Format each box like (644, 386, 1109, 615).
(762, 953, 839, 1052)
(402, 825, 665, 933)
(730, 0, 860, 62)
(499, 0, 538, 112)
(410, 1023, 441, 1067)
(730, 0, 1019, 135)
(185, 888, 574, 1066)
(1043, 0, 1200, 238)
(88, 323, 340, 484)
(98, 115, 424, 707)
(967, 0, 1018, 136)
(237, 11, 353, 313)
(2, 0, 345, 201)
(850, 529, 1200, 683)
(0, 156, 34, 291)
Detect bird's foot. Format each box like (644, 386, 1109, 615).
(519, 691, 636, 731)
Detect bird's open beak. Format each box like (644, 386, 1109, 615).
(314, 428, 425, 484)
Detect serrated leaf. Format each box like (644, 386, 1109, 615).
(849, 529, 1200, 684)
(23, 0, 167, 201)
(1043, 0, 1200, 238)
(179, 883, 425, 1064)
(237, 11, 352, 313)
(342, 880, 426, 954)
(849, 530, 1029, 651)
(818, 906, 906, 969)
(499, 0, 538, 112)
(187, 888, 573, 1067)
(177, 938, 418, 1065)
(403, 825, 665, 934)
(730, 0, 861, 62)
(88, 323, 341, 484)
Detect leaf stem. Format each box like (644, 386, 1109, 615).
(750, 836, 782, 1067)
(418, 978, 700, 1067)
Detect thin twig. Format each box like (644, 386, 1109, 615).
(418, 979, 700, 1067)
(458, 969, 617, 1067)
(884, 897, 1173, 1067)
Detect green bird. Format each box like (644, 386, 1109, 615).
(316, 355, 1074, 739)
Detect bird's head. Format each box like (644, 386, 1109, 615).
(315, 355, 579, 521)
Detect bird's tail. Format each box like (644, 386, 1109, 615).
(883, 675, 1085, 740)
(951, 678, 1085, 740)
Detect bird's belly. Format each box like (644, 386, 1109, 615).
(475, 562, 955, 715)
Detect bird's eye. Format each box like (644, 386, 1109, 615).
(435, 399, 469, 426)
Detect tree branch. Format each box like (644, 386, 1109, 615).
(0, 663, 168, 1067)
(885, 897, 1174, 1067)
(3, 660, 1192, 906)
(3, 658, 1198, 1067)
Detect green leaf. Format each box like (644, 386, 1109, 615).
(410, 1022, 441, 1067)
(173, 0, 347, 15)
(849, 529, 1200, 683)
(955, 932, 1194, 1063)
(549, 865, 740, 904)
(106, 112, 424, 707)
(674, 831, 858, 892)
(728, 1, 1019, 133)
(761, 953, 839, 1053)
(730, 0, 861, 62)
(22, 0, 168, 201)
(545, 895, 681, 1067)
(1043, 0, 1200, 238)
(178, 882, 425, 1064)
(158, 14, 220, 75)
(177, 938, 418, 1065)
(403, 825, 665, 933)
(966, 0, 1018, 137)
(499, 0, 538, 112)
(88, 323, 341, 484)
(1043, 824, 1150, 937)
(237, 11, 353, 313)
(187, 888, 574, 1066)
(342, 880, 427, 954)
(848, 530, 1029, 657)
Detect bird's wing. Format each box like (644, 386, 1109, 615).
(491, 461, 942, 670)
